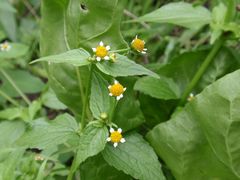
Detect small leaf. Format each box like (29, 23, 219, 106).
(17, 113, 79, 149)
(0, 108, 23, 121)
(102, 132, 166, 180)
(134, 76, 180, 100)
(72, 124, 108, 171)
(135, 2, 211, 29)
(90, 71, 114, 119)
(31, 49, 91, 67)
(96, 54, 158, 78)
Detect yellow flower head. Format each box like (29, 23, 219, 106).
(107, 127, 126, 147)
(187, 93, 195, 102)
(92, 41, 110, 61)
(108, 80, 126, 101)
(131, 35, 147, 54)
(0, 41, 11, 51)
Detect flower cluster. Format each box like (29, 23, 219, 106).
(93, 36, 147, 148)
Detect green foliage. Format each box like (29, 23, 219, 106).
(102, 132, 166, 180)
(135, 2, 212, 29)
(147, 70, 240, 179)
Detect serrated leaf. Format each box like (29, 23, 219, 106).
(90, 71, 114, 119)
(72, 124, 108, 171)
(134, 76, 180, 100)
(32, 49, 90, 66)
(96, 54, 158, 78)
(102, 132, 165, 180)
(136, 2, 211, 29)
(17, 114, 79, 149)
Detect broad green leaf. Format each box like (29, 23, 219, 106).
(72, 124, 108, 171)
(0, 43, 28, 59)
(80, 154, 132, 180)
(17, 114, 79, 149)
(136, 2, 211, 29)
(96, 54, 158, 78)
(0, 1, 16, 12)
(192, 69, 240, 177)
(41, 88, 67, 110)
(90, 71, 114, 119)
(134, 76, 180, 100)
(146, 70, 240, 179)
(0, 69, 45, 98)
(32, 49, 90, 67)
(102, 132, 165, 180)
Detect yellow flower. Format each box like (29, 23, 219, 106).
(187, 93, 195, 102)
(34, 154, 44, 161)
(108, 80, 126, 100)
(107, 127, 126, 147)
(0, 41, 11, 51)
(92, 41, 110, 61)
(131, 35, 147, 54)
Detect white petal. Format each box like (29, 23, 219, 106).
(110, 128, 114, 133)
(108, 85, 111, 89)
(104, 56, 110, 60)
(99, 41, 104, 46)
(120, 94, 123, 98)
(116, 96, 121, 101)
(143, 48, 147, 51)
(106, 45, 110, 50)
(123, 87, 126, 91)
(106, 137, 111, 142)
(96, 57, 101, 61)
(113, 143, 118, 147)
(120, 138, 126, 143)
(143, 40, 145, 44)
(109, 93, 113, 96)
(135, 35, 138, 39)
(114, 80, 118, 84)
(117, 128, 122, 133)
(92, 47, 96, 52)
(141, 51, 146, 54)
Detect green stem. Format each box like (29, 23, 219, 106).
(80, 64, 93, 129)
(75, 67, 85, 103)
(0, 89, 19, 106)
(109, 100, 117, 123)
(0, 69, 31, 105)
(110, 48, 130, 53)
(67, 156, 77, 180)
(179, 37, 224, 106)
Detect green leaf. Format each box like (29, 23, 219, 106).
(31, 49, 91, 67)
(0, 69, 45, 98)
(134, 76, 180, 100)
(96, 54, 158, 78)
(17, 114, 79, 149)
(80, 154, 132, 180)
(90, 71, 114, 119)
(0, 108, 23, 121)
(192, 69, 240, 177)
(146, 70, 240, 179)
(0, 120, 25, 148)
(136, 2, 211, 29)
(41, 88, 67, 110)
(0, 1, 16, 12)
(72, 124, 108, 171)
(0, 43, 28, 59)
(102, 132, 166, 180)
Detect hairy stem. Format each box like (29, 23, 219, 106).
(0, 69, 31, 105)
(179, 37, 224, 105)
